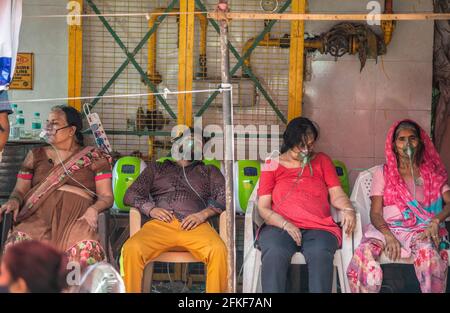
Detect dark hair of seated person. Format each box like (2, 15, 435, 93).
(1, 241, 69, 293)
(280, 116, 319, 153)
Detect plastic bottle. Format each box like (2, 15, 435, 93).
(15, 110, 25, 139)
(31, 112, 42, 139)
(9, 104, 18, 139)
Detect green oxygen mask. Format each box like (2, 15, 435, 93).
(298, 149, 313, 176)
(402, 140, 417, 198)
(403, 141, 415, 159)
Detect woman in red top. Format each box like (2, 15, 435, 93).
(257, 117, 356, 293)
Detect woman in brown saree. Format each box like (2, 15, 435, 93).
(0, 105, 113, 268)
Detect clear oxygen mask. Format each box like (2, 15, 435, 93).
(298, 148, 313, 176)
(403, 140, 417, 198)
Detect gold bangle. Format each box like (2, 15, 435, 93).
(281, 220, 288, 230)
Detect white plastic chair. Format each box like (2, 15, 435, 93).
(350, 165, 450, 267)
(243, 182, 354, 293)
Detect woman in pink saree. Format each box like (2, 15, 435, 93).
(347, 119, 450, 293)
(0, 106, 113, 268)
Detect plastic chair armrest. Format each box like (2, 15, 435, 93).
(129, 207, 142, 237)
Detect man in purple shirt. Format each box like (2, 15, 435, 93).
(121, 128, 227, 293)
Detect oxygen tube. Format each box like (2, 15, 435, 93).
(403, 140, 416, 199)
(298, 148, 313, 177)
(38, 127, 107, 201)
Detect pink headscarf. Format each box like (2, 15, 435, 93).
(383, 119, 448, 229)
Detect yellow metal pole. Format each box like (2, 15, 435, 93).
(68, 0, 83, 111)
(177, 0, 195, 128)
(147, 15, 159, 159)
(185, 0, 195, 128)
(288, 0, 305, 121)
(177, 1, 187, 129)
(148, 14, 161, 87)
(196, 13, 208, 77)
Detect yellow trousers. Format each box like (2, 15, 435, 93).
(122, 218, 228, 293)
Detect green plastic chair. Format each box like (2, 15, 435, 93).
(235, 160, 261, 213)
(156, 156, 174, 163)
(202, 159, 222, 170)
(333, 160, 350, 196)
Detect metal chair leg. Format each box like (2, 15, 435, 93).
(1, 212, 13, 252)
(97, 210, 112, 263)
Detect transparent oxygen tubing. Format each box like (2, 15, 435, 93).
(39, 130, 107, 201)
(237, 149, 309, 283)
(182, 164, 207, 208)
(404, 141, 416, 199)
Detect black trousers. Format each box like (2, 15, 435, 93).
(258, 225, 338, 293)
